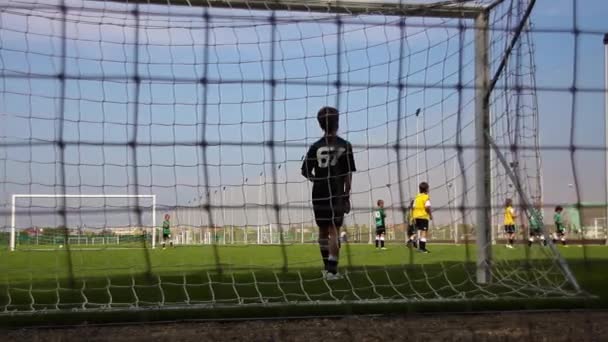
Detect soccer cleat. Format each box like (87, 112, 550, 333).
(419, 249, 430, 254)
(324, 272, 343, 281)
(381, 247, 387, 250)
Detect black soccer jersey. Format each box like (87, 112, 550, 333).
(301, 136, 356, 201)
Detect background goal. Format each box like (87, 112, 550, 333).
(10, 194, 156, 250)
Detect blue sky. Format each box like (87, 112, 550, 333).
(1, 0, 607, 232)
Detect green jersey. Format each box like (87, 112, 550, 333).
(529, 209, 543, 231)
(374, 208, 386, 228)
(554, 212, 564, 231)
(162, 220, 171, 235)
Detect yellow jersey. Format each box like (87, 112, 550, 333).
(412, 193, 430, 220)
(504, 206, 515, 225)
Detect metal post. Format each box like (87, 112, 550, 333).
(594, 218, 599, 239)
(301, 179, 305, 244)
(197, 200, 205, 245)
(10, 195, 16, 252)
(244, 177, 248, 245)
(475, 11, 492, 284)
(369, 213, 373, 244)
(415, 110, 420, 185)
(452, 158, 459, 244)
(229, 189, 234, 244)
(152, 195, 157, 249)
(221, 187, 226, 244)
(386, 184, 394, 241)
(604, 33, 608, 246)
(258, 172, 263, 244)
(212, 191, 218, 243)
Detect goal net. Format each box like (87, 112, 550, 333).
(0, 0, 586, 316)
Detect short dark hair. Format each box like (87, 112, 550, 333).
(419, 182, 429, 193)
(555, 205, 563, 212)
(505, 198, 512, 207)
(317, 106, 339, 133)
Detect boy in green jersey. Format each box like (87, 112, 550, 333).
(162, 214, 173, 249)
(374, 199, 387, 249)
(553, 206, 567, 246)
(527, 205, 546, 247)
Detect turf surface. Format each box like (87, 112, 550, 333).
(1, 243, 607, 326)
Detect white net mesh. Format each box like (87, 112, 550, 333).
(0, 0, 586, 315)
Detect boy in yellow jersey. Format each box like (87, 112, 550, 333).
(412, 182, 432, 253)
(405, 200, 417, 248)
(503, 199, 516, 248)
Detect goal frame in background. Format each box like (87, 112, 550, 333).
(103, 0, 495, 284)
(10, 194, 157, 251)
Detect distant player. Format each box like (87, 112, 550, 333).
(527, 204, 546, 247)
(302, 106, 356, 280)
(340, 230, 348, 244)
(412, 182, 432, 253)
(504, 198, 516, 248)
(162, 214, 173, 249)
(553, 206, 567, 246)
(374, 199, 387, 250)
(405, 200, 417, 248)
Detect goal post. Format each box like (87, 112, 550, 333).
(10, 194, 157, 251)
(474, 10, 492, 285)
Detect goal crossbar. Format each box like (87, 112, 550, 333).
(10, 194, 157, 251)
(103, 0, 488, 19)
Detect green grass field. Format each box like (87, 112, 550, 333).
(1, 243, 607, 326)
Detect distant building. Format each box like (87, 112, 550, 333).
(22, 227, 41, 237)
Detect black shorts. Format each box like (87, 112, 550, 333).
(415, 218, 429, 231)
(376, 227, 386, 235)
(163, 233, 171, 241)
(504, 225, 515, 234)
(312, 197, 345, 228)
(530, 229, 541, 237)
(556, 229, 566, 236)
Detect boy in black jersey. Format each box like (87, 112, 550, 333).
(301, 107, 356, 280)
